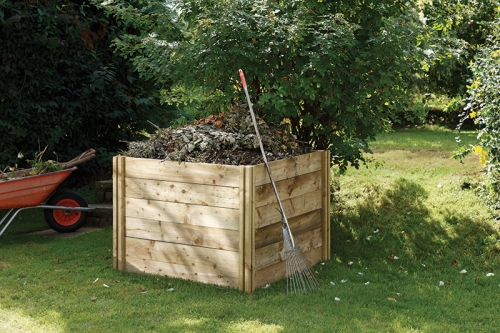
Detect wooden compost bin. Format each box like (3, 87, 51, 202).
(113, 150, 330, 293)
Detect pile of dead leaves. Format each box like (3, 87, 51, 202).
(124, 105, 312, 165)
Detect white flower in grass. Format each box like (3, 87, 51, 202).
(365, 281, 370, 285)
(460, 270, 467, 274)
(334, 297, 340, 301)
(487, 273, 495, 277)
(439, 281, 445, 286)
(340, 279, 347, 283)
(330, 281, 335, 286)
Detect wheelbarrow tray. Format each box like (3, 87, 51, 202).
(0, 167, 76, 210)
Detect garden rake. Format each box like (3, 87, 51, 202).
(238, 69, 319, 295)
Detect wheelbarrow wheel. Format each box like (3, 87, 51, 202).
(44, 190, 89, 233)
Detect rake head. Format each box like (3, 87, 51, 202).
(283, 225, 319, 295)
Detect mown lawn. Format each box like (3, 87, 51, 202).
(1, 126, 499, 332)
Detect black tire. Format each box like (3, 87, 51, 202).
(44, 190, 88, 233)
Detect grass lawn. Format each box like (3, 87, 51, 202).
(1, 126, 499, 332)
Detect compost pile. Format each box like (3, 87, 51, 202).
(124, 105, 312, 165)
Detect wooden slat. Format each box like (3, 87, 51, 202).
(254, 171, 322, 208)
(125, 238, 239, 282)
(255, 190, 322, 229)
(126, 178, 240, 209)
(255, 210, 322, 249)
(124, 157, 241, 187)
(254, 151, 324, 186)
(238, 167, 245, 291)
(255, 228, 323, 270)
(254, 246, 323, 289)
(125, 257, 239, 288)
(321, 150, 331, 260)
(126, 217, 239, 251)
(125, 197, 239, 230)
(113, 156, 126, 271)
(243, 166, 255, 293)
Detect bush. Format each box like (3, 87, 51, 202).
(456, 18, 500, 209)
(104, 0, 425, 171)
(0, 0, 173, 175)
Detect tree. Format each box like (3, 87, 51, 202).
(456, 16, 500, 209)
(0, 0, 172, 173)
(420, 0, 500, 98)
(107, 0, 424, 170)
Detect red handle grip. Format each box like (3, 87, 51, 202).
(239, 69, 247, 89)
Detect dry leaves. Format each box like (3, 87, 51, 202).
(124, 105, 312, 165)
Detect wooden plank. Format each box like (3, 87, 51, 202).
(255, 190, 322, 229)
(125, 197, 239, 230)
(125, 257, 239, 288)
(126, 178, 240, 209)
(124, 157, 241, 187)
(126, 217, 239, 251)
(255, 228, 323, 270)
(113, 156, 126, 271)
(254, 246, 323, 289)
(238, 167, 245, 291)
(254, 151, 324, 186)
(321, 150, 331, 260)
(255, 210, 322, 249)
(243, 166, 255, 293)
(113, 156, 118, 270)
(125, 237, 239, 278)
(254, 171, 322, 208)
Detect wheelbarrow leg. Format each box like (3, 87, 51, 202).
(0, 209, 14, 228)
(0, 207, 36, 237)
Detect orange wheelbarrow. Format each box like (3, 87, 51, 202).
(0, 150, 96, 237)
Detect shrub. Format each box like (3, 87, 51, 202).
(456, 18, 500, 209)
(0, 0, 172, 174)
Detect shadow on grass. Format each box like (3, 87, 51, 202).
(2, 178, 500, 332)
(331, 177, 499, 268)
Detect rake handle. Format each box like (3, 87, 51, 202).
(238, 69, 294, 244)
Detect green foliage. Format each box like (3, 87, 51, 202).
(0, 0, 172, 174)
(456, 17, 500, 209)
(109, 0, 425, 170)
(420, 0, 500, 97)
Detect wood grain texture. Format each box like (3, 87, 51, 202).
(126, 177, 240, 209)
(126, 257, 239, 288)
(126, 217, 239, 251)
(113, 156, 126, 270)
(126, 237, 239, 287)
(125, 157, 241, 186)
(243, 166, 255, 293)
(254, 151, 323, 186)
(255, 228, 323, 270)
(254, 190, 322, 229)
(125, 197, 240, 230)
(255, 210, 322, 249)
(254, 171, 322, 207)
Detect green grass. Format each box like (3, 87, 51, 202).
(369, 125, 477, 151)
(1, 126, 499, 332)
